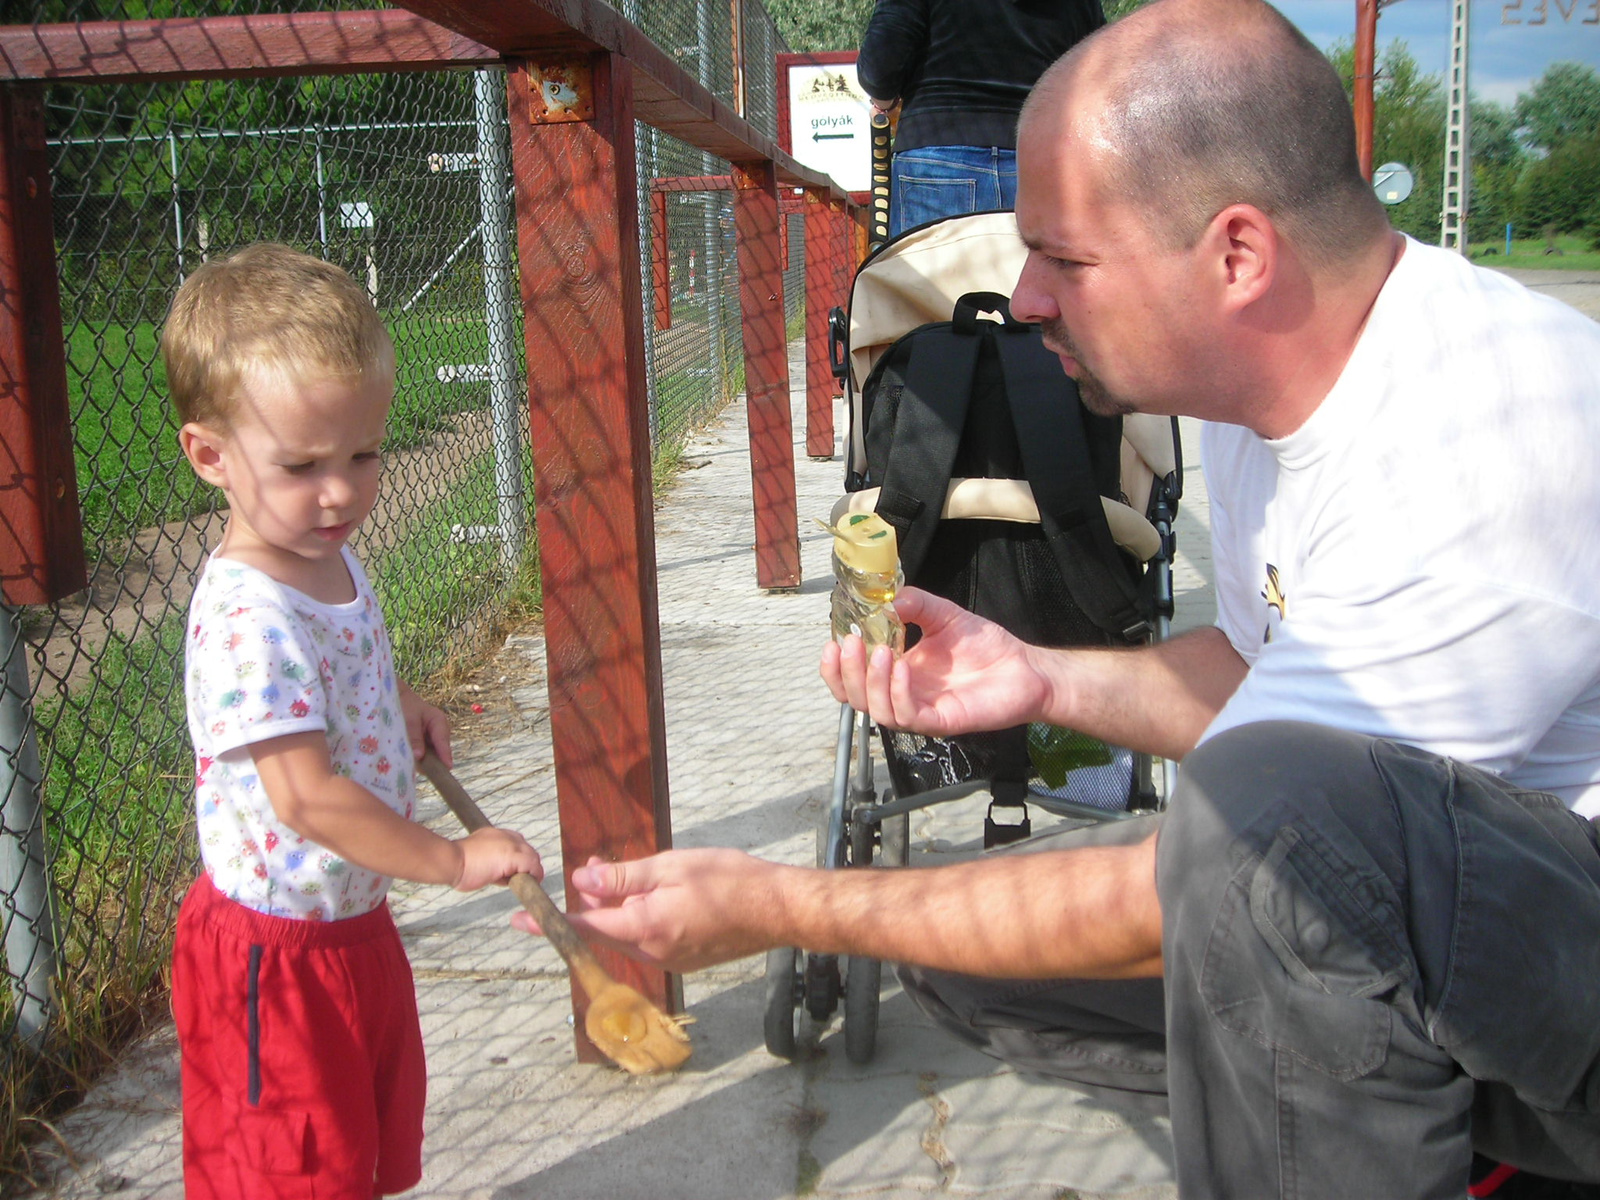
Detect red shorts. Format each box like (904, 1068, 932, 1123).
(171, 875, 426, 1199)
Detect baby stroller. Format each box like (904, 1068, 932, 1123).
(763, 210, 1183, 1064)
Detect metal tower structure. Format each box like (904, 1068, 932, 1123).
(1440, 0, 1471, 252)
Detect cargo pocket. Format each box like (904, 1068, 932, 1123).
(227, 1099, 310, 1175)
(1200, 824, 1411, 1081)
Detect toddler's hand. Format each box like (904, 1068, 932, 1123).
(452, 827, 542, 892)
(398, 680, 452, 766)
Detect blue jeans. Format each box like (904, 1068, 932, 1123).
(889, 145, 1017, 238)
(899, 722, 1600, 1198)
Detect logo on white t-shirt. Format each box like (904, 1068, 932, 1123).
(1261, 563, 1287, 644)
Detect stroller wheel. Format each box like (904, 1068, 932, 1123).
(843, 955, 882, 1064)
(880, 809, 910, 867)
(763, 946, 802, 1059)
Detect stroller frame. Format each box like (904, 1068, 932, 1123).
(764, 209, 1183, 1064)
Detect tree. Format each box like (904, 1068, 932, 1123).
(769, 0, 1143, 54)
(1329, 39, 1447, 242)
(1515, 61, 1600, 154)
(764, 0, 874, 52)
(1516, 130, 1600, 237)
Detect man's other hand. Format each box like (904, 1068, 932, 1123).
(820, 586, 1053, 736)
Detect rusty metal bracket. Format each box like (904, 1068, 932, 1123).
(527, 58, 595, 124)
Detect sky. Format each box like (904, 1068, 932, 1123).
(1270, 0, 1599, 106)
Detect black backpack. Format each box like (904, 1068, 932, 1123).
(857, 290, 1152, 647)
(851, 290, 1158, 816)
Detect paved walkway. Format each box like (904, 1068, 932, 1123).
(24, 266, 1600, 1199)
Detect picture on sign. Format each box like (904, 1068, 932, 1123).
(786, 63, 872, 194)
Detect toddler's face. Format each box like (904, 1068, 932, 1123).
(202, 370, 392, 577)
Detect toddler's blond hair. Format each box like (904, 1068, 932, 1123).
(161, 242, 394, 428)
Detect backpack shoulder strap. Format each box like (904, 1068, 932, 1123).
(992, 329, 1151, 641)
(872, 324, 983, 581)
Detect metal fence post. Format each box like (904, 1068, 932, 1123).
(474, 68, 527, 576)
(168, 130, 185, 284)
(696, 0, 726, 396)
(315, 125, 329, 260)
(0, 606, 57, 1053)
(619, 0, 661, 450)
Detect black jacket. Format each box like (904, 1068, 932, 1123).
(857, 0, 1105, 153)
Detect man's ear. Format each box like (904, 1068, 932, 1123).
(1203, 203, 1277, 313)
(179, 422, 228, 489)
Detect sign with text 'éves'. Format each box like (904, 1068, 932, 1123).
(785, 63, 872, 194)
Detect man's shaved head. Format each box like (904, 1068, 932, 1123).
(1021, 0, 1388, 268)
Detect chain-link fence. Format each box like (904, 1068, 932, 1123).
(2, 0, 809, 1173)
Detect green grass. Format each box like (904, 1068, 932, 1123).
(0, 611, 196, 1190)
(1470, 232, 1600, 272)
(63, 311, 504, 542)
(368, 446, 541, 682)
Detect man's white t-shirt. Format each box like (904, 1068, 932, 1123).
(1201, 237, 1600, 816)
(184, 549, 415, 919)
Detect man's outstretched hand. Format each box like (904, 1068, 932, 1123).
(509, 848, 783, 973)
(820, 586, 1054, 736)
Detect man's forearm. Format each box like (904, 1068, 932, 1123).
(1037, 625, 1247, 761)
(764, 837, 1163, 980)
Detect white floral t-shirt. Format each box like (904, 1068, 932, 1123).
(184, 549, 414, 920)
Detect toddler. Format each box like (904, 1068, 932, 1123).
(163, 243, 543, 1199)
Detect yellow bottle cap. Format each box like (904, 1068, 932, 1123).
(825, 512, 899, 574)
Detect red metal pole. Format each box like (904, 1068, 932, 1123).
(503, 52, 679, 1061)
(650, 188, 670, 331)
(731, 160, 801, 589)
(1355, 0, 1377, 180)
(0, 83, 86, 607)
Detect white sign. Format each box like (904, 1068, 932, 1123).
(339, 201, 375, 229)
(427, 152, 478, 174)
(786, 64, 872, 194)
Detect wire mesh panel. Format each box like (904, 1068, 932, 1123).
(2, 0, 808, 1168)
(9, 63, 539, 1109)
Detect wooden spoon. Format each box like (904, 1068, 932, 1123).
(418, 752, 692, 1075)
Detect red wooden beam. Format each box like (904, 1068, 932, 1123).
(802, 189, 838, 459)
(731, 160, 800, 590)
(505, 51, 679, 1056)
(397, 0, 843, 195)
(0, 84, 86, 607)
(649, 174, 733, 194)
(0, 11, 496, 83)
(649, 188, 670, 332)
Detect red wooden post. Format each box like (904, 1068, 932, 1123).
(802, 189, 836, 459)
(731, 160, 800, 589)
(0, 84, 86, 607)
(502, 52, 679, 1059)
(649, 187, 670, 331)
